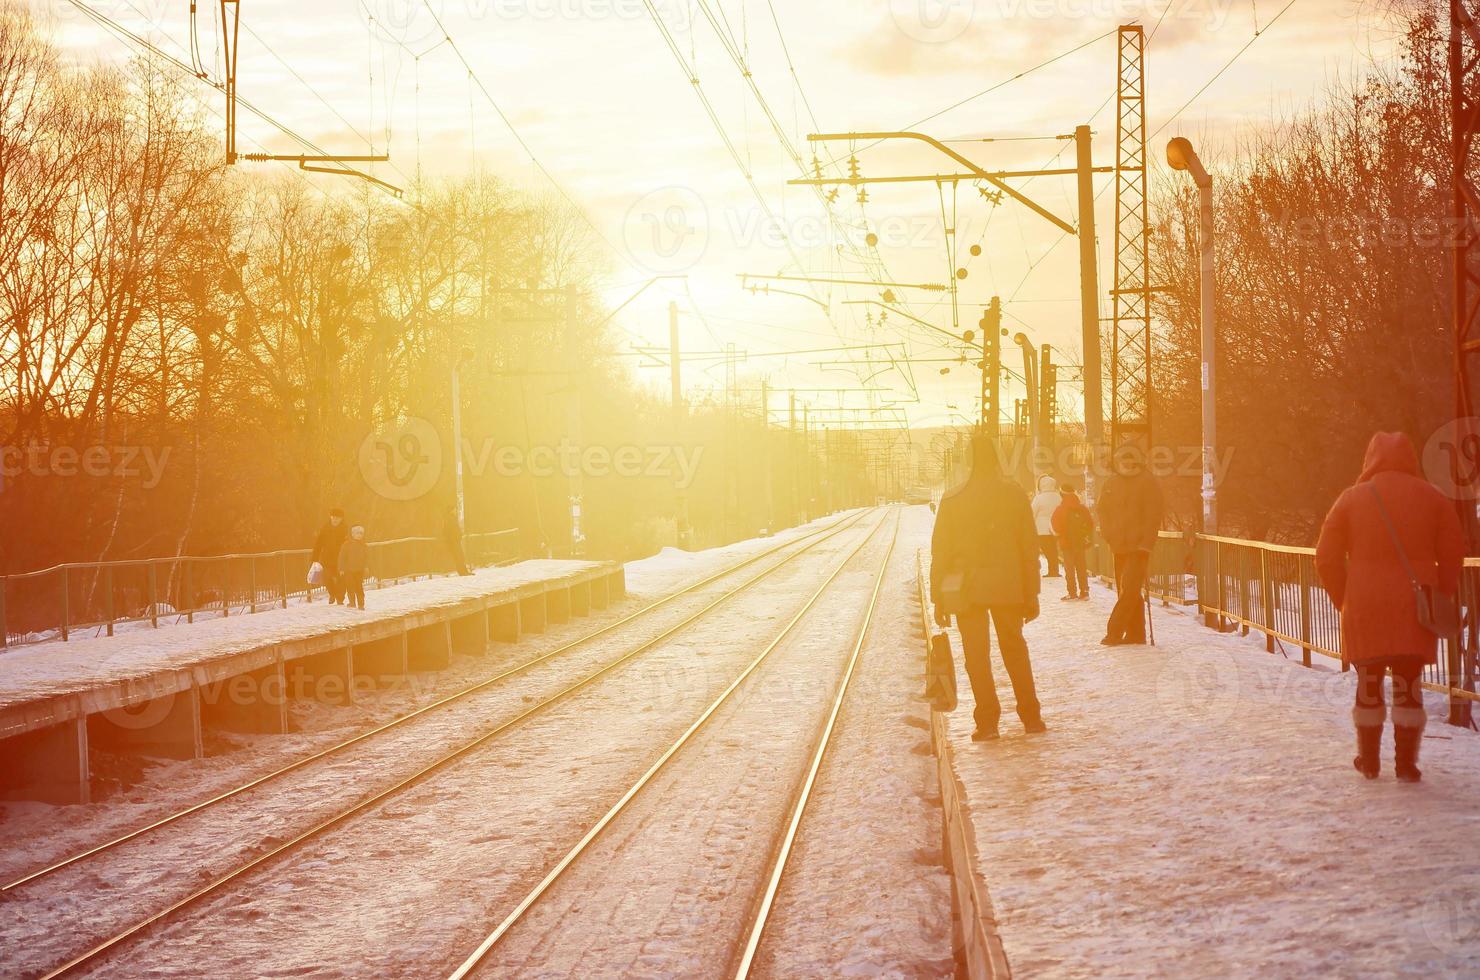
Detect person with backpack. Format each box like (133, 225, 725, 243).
(1052, 483, 1095, 601)
(1315, 432, 1463, 783)
(930, 434, 1046, 741)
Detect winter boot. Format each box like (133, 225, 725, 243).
(1392, 707, 1426, 783)
(1352, 706, 1384, 779)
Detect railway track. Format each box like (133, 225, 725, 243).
(1, 512, 860, 898)
(12, 510, 878, 979)
(446, 508, 901, 979)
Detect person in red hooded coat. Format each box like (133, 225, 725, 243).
(1315, 432, 1464, 783)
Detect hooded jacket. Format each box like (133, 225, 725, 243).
(1315, 432, 1464, 665)
(1030, 475, 1063, 536)
(930, 457, 1041, 611)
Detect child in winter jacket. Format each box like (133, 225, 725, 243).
(338, 526, 369, 610)
(1051, 485, 1095, 600)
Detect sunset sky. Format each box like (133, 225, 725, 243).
(44, 0, 1405, 427)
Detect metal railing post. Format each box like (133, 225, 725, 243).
(1259, 550, 1274, 652)
(105, 566, 115, 636)
(249, 557, 258, 615)
(185, 560, 195, 623)
(220, 558, 228, 618)
(148, 561, 159, 628)
(0, 579, 8, 648)
(280, 552, 289, 608)
(1297, 558, 1313, 668)
(60, 566, 70, 641)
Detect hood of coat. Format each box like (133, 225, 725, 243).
(1357, 431, 1421, 483)
(1036, 475, 1059, 494)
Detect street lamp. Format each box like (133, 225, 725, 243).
(1013, 332, 1041, 458)
(1167, 136, 1217, 534)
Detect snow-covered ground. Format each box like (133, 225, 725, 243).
(940, 568, 1480, 977)
(1, 511, 959, 978)
(0, 559, 606, 709)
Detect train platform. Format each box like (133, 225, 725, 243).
(929, 569, 1480, 978)
(0, 559, 624, 805)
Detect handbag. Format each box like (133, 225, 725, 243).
(926, 630, 959, 712)
(307, 561, 324, 587)
(1367, 485, 1463, 638)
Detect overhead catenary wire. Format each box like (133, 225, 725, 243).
(414, 0, 637, 271)
(69, 0, 386, 195)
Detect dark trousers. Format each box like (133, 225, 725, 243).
(1063, 543, 1088, 597)
(342, 573, 365, 609)
(446, 538, 471, 576)
(1106, 550, 1149, 643)
(325, 566, 344, 604)
(1354, 660, 1424, 713)
(1038, 535, 1059, 575)
(956, 605, 1042, 731)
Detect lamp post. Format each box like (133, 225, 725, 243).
(1013, 332, 1041, 460)
(1167, 136, 1217, 534)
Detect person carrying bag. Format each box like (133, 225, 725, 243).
(1316, 432, 1465, 783)
(930, 434, 1046, 741)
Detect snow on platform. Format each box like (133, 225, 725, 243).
(934, 568, 1480, 977)
(0, 559, 617, 740)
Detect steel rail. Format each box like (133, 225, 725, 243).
(3, 513, 860, 896)
(32, 511, 878, 980)
(446, 508, 899, 979)
(733, 513, 900, 977)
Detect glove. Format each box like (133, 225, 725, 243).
(934, 607, 951, 628)
(1024, 595, 1040, 624)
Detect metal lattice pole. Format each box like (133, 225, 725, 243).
(1111, 25, 1152, 456)
(1450, 0, 1480, 726)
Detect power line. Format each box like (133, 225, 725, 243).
(822, 26, 1121, 170)
(415, 1, 637, 272)
(1152, 0, 1301, 138)
(67, 0, 373, 193)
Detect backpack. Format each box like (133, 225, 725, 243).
(1064, 505, 1093, 544)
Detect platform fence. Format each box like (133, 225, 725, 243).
(1090, 530, 1480, 723)
(0, 529, 520, 648)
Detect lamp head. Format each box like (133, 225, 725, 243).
(1166, 136, 1211, 187)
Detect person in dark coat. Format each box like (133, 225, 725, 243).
(443, 504, 472, 577)
(1316, 432, 1464, 782)
(311, 507, 349, 604)
(1096, 449, 1165, 645)
(1052, 484, 1095, 601)
(930, 435, 1046, 740)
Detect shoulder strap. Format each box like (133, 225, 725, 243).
(1365, 483, 1422, 590)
